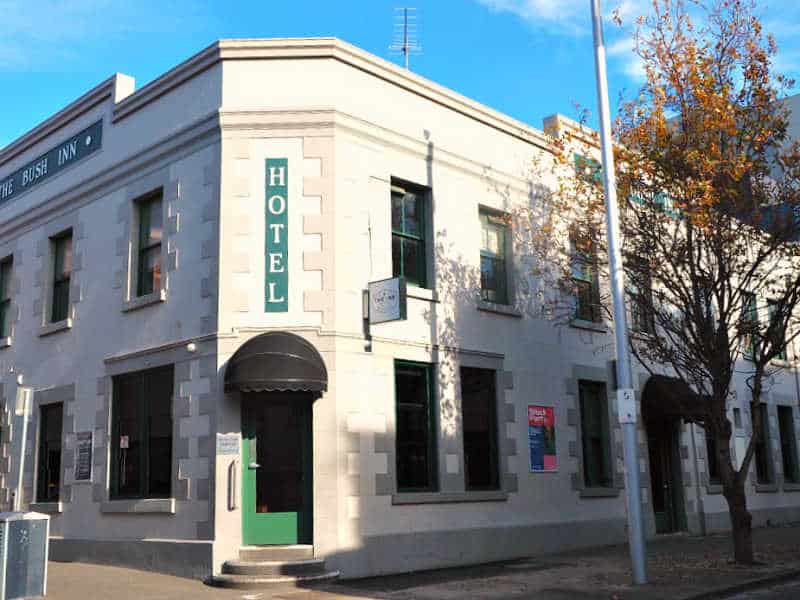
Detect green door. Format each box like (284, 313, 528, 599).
(242, 394, 313, 545)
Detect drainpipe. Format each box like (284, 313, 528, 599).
(689, 422, 707, 536)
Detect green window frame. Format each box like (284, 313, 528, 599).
(742, 291, 758, 359)
(630, 263, 655, 334)
(51, 231, 72, 323)
(394, 360, 438, 492)
(0, 257, 12, 338)
(579, 381, 613, 488)
(767, 300, 787, 361)
(752, 402, 773, 484)
(36, 402, 63, 503)
(778, 406, 799, 484)
(571, 232, 601, 322)
(391, 181, 428, 288)
(479, 211, 510, 305)
(460, 367, 500, 491)
(110, 365, 174, 500)
(136, 191, 164, 298)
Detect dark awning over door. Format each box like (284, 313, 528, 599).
(641, 375, 708, 423)
(224, 332, 328, 394)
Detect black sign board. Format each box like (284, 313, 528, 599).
(74, 431, 93, 482)
(0, 120, 103, 206)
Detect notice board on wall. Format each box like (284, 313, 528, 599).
(528, 405, 557, 472)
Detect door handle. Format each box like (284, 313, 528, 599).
(248, 438, 260, 469)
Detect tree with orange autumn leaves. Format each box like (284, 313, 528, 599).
(524, 0, 800, 563)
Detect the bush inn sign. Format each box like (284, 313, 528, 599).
(0, 121, 103, 205)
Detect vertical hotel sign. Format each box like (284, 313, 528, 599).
(265, 159, 288, 311)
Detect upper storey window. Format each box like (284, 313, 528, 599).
(391, 180, 429, 288)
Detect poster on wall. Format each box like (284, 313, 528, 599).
(74, 431, 93, 482)
(528, 405, 557, 472)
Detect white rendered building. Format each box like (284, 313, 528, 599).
(0, 39, 799, 584)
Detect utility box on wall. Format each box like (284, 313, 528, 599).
(0, 512, 49, 600)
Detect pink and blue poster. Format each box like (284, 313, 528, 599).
(528, 405, 557, 472)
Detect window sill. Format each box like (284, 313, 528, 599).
(579, 487, 620, 498)
(122, 289, 166, 313)
(392, 491, 508, 505)
(100, 498, 176, 514)
(477, 300, 522, 318)
(0, 336, 10, 349)
(569, 319, 607, 333)
(407, 287, 437, 303)
(706, 483, 724, 495)
(30, 501, 63, 514)
(755, 483, 779, 493)
(782, 482, 800, 492)
(39, 318, 72, 337)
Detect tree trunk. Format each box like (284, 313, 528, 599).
(724, 478, 754, 563)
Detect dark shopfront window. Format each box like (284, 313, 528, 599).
(111, 365, 174, 499)
(395, 361, 437, 492)
(36, 403, 63, 502)
(579, 381, 612, 488)
(752, 402, 773, 485)
(461, 367, 499, 490)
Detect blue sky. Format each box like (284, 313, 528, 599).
(1, 0, 798, 149)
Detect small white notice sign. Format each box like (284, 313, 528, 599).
(617, 388, 637, 424)
(368, 277, 407, 324)
(217, 434, 240, 456)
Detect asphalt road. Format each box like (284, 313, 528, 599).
(725, 578, 800, 599)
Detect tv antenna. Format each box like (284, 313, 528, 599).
(389, 7, 422, 71)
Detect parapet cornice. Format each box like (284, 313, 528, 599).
(112, 37, 557, 152)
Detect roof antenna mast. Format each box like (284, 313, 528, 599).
(389, 7, 421, 70)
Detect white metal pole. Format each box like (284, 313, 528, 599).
(590, 0, 647, 584)
(15, 387, 30, 512)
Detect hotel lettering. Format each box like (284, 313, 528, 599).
(265, 158, 289, 312)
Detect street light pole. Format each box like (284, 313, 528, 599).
(590, 0, 648, 585)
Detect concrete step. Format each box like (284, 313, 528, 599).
(238, 544, 314, 561)
(222, 557, 327, 577)
(207, 570, 340, 590)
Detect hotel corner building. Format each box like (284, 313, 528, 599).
(1, 38, 800, 583)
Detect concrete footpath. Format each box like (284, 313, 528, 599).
(46, 524, 800, 600)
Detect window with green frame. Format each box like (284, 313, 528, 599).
(0, 257, 12, 338)
(579, 381, 612, 488)
(391, 181, 428, 288)
(570, 231, 601, 322)
(111, 365, 174, 499)
(741, 291, 758, 359)
(395, 360, 438, 492)
(460, 367, 499, 490)
(751, 402, 773, 484)
(629, 261, 655, 334)
(136, 191, 163, 297)
(50, 231, 72, 323)
(36, 402, 63, 503)
(767, 300, 787, 361)
(480, 211, 510, 305)
(778, 406, 799, 484)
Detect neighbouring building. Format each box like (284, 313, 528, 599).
(0, 38, 799, 585)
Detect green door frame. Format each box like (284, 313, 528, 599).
(241, 396, 313, 545)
